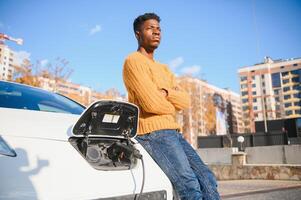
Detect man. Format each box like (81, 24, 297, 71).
(123, 13, 220, 200)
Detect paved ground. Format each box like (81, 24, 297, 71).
(218, 180, 301, 200)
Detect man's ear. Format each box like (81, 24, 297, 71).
(135, 31, 140, 40)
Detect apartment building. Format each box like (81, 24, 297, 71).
(176, 76, 244, 148)
(39, 77, 125, 106)
(0, 43, 16, 80)
(238, 57, 301, 132)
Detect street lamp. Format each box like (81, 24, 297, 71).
(237, 136, 245, 152)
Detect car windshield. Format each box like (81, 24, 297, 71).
(0, 81, 85, 115)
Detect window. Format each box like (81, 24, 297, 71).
(293, 93, 301, 98)
(0, 81, 85, 114)
(285, 103, 292, 107)
(262, 89, 266, 94)
(242, 106, 249, 111)
(240, 76, 247, 81)
(252, 91, 256, 95)
(272, 73, 281, 88)
(284, 95, 291, 100)
(282, 71, 289, 76)
(283, 87, 290, 92)
(252, 76, 255, 80)
(262, 82, 265, 87)
(242, 98, 248, 103)
(241, 91, 248, 96)
(241, 84, 247, 89)
(294, 102, 301, 106)
(281, 66, 285, 69)
(274, 89, 280, 95)
(253, 106, 258, 110)
(253, 98, 257, 102)
(282, 79, 289, 84)
(261, 74, 265, 79)
(293, 85, 301, 90)
(291, 69, 300, 75)
(252, 83, 256, 88)
(292, 77, 300, 83)
(286, 110, 293, 115)
(275, 97, 280, 102)
(293, 63, 298, 67)
(295, 110, 301, 114)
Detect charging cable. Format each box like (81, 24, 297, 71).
(134, 152, 145, 200)
(107, 141, 145, 200)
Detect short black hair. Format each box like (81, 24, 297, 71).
(133, 13, 161, 32)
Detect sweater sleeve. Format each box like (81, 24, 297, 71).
(123, 58, 175, 115)
(163, 67, 190, 110)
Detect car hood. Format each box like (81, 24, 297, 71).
(0, 107, 79, 141)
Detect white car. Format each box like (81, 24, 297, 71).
(0, 81, 174, 200)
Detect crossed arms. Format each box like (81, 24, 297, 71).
(123, 58, 190, 115)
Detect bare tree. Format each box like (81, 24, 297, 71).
(13, 57, 73, 89)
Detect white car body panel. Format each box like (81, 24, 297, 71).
(0, 107, 173, 200)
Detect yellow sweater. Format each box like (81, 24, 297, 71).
(123, 52, 190, 135)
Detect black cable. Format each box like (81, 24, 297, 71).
(134, 155, 145, 200)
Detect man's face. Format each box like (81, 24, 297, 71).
(136, 19, 161, 50)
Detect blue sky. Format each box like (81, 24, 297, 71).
(1, 0, 300, 94)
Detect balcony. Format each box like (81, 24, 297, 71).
(283, 97, 300, 103)
(282, 81, 294, 87)
(282, 73, 299, 80)
(283, 89, 299, 95)
(291, 105, 301, 110)
(286, 114, 301, 119)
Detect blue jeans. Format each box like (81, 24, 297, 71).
(136, 129, 220, 200)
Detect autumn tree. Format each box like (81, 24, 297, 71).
(13, 59, 41, 87)
(203, 93, 216, 135)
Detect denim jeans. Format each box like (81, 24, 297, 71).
(136, 129, 220, 200)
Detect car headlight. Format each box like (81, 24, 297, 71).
(0, 136, 17, 157)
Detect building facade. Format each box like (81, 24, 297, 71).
(39, 77, 125, 106)
(238, 57, 301, 132)
(177, 76, 244, 148)
(0, 43, 16, 81)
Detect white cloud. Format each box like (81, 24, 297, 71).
(89, 25, 102, 35)
(14, 51, 31, 65)
(169, 57, 184, 70)
(40, 59, 49, 67)
(181, 65, 201, 76)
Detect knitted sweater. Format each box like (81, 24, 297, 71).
(123, 52, 190, 135)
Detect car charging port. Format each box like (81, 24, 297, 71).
(69, 137, 138, 170)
